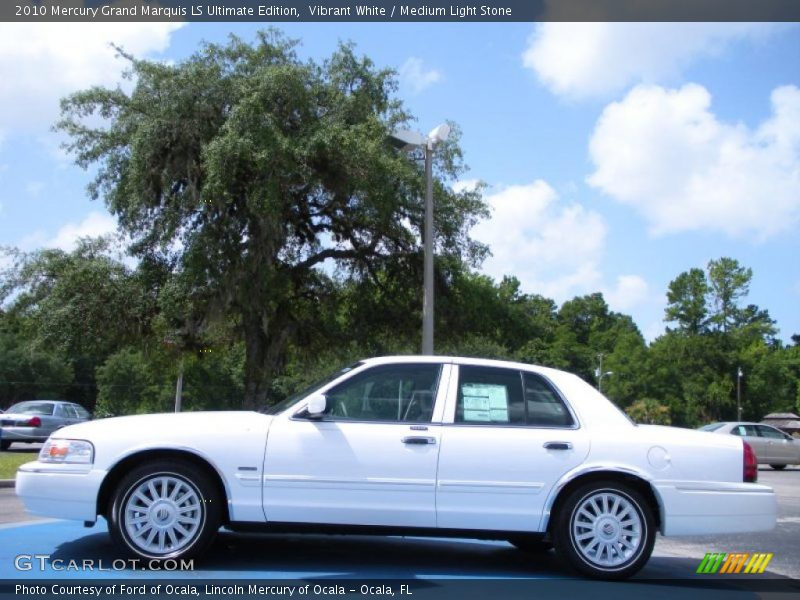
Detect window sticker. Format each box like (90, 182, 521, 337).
(462, 383, 509, 422)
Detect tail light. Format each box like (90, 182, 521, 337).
(25, 416, 42, 428)
(743, 441, 758, 482)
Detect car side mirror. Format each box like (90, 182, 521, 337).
(305, 394, 327, 418)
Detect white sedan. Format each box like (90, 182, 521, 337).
(16, 356, 776, 579)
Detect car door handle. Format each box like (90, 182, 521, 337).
(543, 441, 573, 451)
(402, 436, 436, 445)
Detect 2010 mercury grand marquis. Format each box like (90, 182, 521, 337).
(16, 356, 776, 579)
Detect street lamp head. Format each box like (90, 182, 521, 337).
(428, 123, 451, 146)
(389, 129, 427, 152)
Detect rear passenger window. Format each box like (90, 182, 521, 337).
(523, 373, 574, 427)
(456, 366, 525, 425)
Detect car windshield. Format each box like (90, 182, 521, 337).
(6, 401, 55, 416)
(698, 422, 725, 432)
(263, 362, 363, 415)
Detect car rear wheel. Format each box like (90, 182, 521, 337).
(108, 460, 222, 561)
(769, 464, 787, 470)
(552, 482, 655, 580)
(0, 440, 11, 451)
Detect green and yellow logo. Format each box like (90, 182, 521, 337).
(696, 552, 773, 574)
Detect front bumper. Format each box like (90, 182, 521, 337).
(15, 462, 106, 522)
(656, 481, 777, 536)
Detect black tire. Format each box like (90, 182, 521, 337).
(552, 482, 655, 580)
(108, 459, 222, 562)
(509, 538, 553, 553)
(0, 440, 11, 451)
(770, 464, 787, 470)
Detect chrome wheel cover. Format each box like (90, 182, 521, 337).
(571, 490, 643, 569)
(123, 474, 204, 556)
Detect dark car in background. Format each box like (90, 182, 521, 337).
(1, 401, 91, 450)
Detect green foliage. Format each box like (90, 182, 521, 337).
(625, 398, 671, 425)
(665, 268, 709, 334)
(95, 344, 245, 416)
(0, 329, 73, 407)
(650, 257, 786, 426)
(1, 239, 153, 358)
(707, 257, 752, 333)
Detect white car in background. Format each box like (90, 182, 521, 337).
(700, 421, 800, 469)
(16, 356, 776, 579)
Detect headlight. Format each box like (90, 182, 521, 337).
(39, 439, 94, 464)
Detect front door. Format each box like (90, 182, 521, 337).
(263, 362, 449, 527)
(436, 364, 590, 532)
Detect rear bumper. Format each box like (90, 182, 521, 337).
(0, 428, 47, 443)
(656, 481, 777, 536)
(15, 462, 106, 522)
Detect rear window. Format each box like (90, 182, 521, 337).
(698, 423, 725, 432)
(6, 401, 55, 416)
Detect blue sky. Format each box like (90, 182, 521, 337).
(0, 22, 798, 342)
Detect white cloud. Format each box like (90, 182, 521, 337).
(21, 211, 118, 253)
(398, 57, 442, 94)
(588, 83, 800, 239)
(523, 23, 782, 100)
(472, 180, 607, 301)
(603, 275, 650, 312)
(0, 23, 182, 136)
(452, 179, 480, 194)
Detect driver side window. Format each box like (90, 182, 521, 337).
(324, 364, 441, 423)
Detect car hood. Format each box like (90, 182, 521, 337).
(53, 411, 273, 442)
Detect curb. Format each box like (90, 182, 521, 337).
(0, 480, 15, 489)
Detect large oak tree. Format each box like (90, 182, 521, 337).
(56, 32, 486, 408)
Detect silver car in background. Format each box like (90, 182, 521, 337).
(0, 400, 91, 450)
(700, 421, 800, 469)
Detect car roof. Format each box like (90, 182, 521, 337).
(361, 355, 564, 376)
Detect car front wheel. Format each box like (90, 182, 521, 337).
(108, 460, 222, 561)
(553, 482, 655, 580)
(769, 464, 787, 470)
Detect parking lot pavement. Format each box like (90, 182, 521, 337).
(0, 466, 797, 582)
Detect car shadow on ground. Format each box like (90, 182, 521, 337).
(46, 527, 794, 587)
(50, 529, 568, 578)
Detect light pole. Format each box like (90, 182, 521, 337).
(390, 123, 451, 355)
(595, 353, 613, 393)
(737, 367, 743, 421)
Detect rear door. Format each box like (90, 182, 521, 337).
(436, 364, 589, 532)
(756, 425, 793, 463)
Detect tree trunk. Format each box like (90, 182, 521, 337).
(242, 309, 291, 410)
